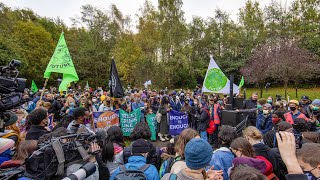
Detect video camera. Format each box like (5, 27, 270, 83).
(0, 60, 26, 132)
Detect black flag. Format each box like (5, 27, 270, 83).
(109, 59, 124, 98)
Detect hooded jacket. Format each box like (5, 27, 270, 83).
(110, 155, 159, 180)
(209, 147, 234, 180)
(253, 143, 287, 179)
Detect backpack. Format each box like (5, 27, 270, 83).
(24, 136, 91, 179)
(159, 156, 182, 178)
(114, 164, 151, 180)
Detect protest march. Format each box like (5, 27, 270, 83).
(0, 1, 320, 180)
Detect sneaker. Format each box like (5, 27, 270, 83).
(159, 136, 165, 142)
(170, 138, 174, 143)
(164, 136, 170, 141)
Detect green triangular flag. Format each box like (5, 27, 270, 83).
(44, 32, 79, 92)
(31, 80, 38, 93)
(239, 76, 245, 88)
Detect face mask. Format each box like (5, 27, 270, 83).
(263, 110, 270, 115)
(69, 102, 75, 107)
(83, 118, 91, 124)
(19, 118, 26, 126)
(257, 105, 262, 109)
(267, 100, 272, 104)
(303, 168, 319, 180)
(194, 102, 198, 105)
(312, 106, 319, 111)
(272, 117, 281, 124)
(92, 99, 97, 103)
(290, 107, 297, 111)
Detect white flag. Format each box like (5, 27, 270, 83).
(202, 57, 239, 94)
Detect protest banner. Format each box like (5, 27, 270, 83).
(146, 113, 157, 141)
(119, 109, 141, 136)
(93, 111, 119, 131)
(169, 110, 189, 136)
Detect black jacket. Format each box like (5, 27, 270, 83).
(26, 125, 50, 140)
(48, 100, 62, 121)
(197, 108, 210, 131)
(286, 174, 308, 180)
(253, 143, 287, 179)
(244, 98, 258, 122)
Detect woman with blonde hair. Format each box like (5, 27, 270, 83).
(243, 126, 286, 179)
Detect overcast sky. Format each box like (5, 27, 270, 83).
(2, 0, 293, 28)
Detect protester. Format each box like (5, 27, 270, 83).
(244, 92, 259, 126)
(197, 102, 210, 142)
(256, 103, 273, 135)
(162, 138, 222, 180)
(158, 96, 170, 142)
(209, 125, 237, 180)
(230, 137, 276, 178)
(271, 111, 285, 125)
(123, 122, 161, 170)
(300, 96, 312, 118)
(99, 97, 114, 111)
(45, 93, 61, 121)
(0, 140, 37, 168)
(0, 138, 15, 165)
(21, 93, 36, 113)
(243, 126, 286, 179)
(25, 108, 50, 141)
(284, 100, 309, 124)
(170, 128, 200, 174)
(67, 107, 94, 134)
(132, 93, 146, 122)
(111, 138, 160, 180)
(229, 165, 268, 180)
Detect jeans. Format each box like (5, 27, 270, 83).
(200, 131, 208, 142)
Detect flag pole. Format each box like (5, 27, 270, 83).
(40, 78, 49, 101)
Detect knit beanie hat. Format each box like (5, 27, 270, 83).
(0, 138, 15, 154)
(184, 138, 213, 170)
(4, 112, 18, 126)
(132, 139, 150, 154)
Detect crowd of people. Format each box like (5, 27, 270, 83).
(0, 86, 319, 180)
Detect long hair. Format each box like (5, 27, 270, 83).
(174, 128, 199, 158)
(102, 126, 125, 163)
(230, 137, 255, 158)
(130, 122, 152, 140)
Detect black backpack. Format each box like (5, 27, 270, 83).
(114, 164, 151, 180)
(24, 136, 91, 179)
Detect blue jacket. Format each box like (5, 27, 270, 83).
(209, 147, 234, 180)
(132, 101, 145, 120)
(170, 99, 182, 112)
(256, 112, 273, 135)
(110, 155, 159, 180)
